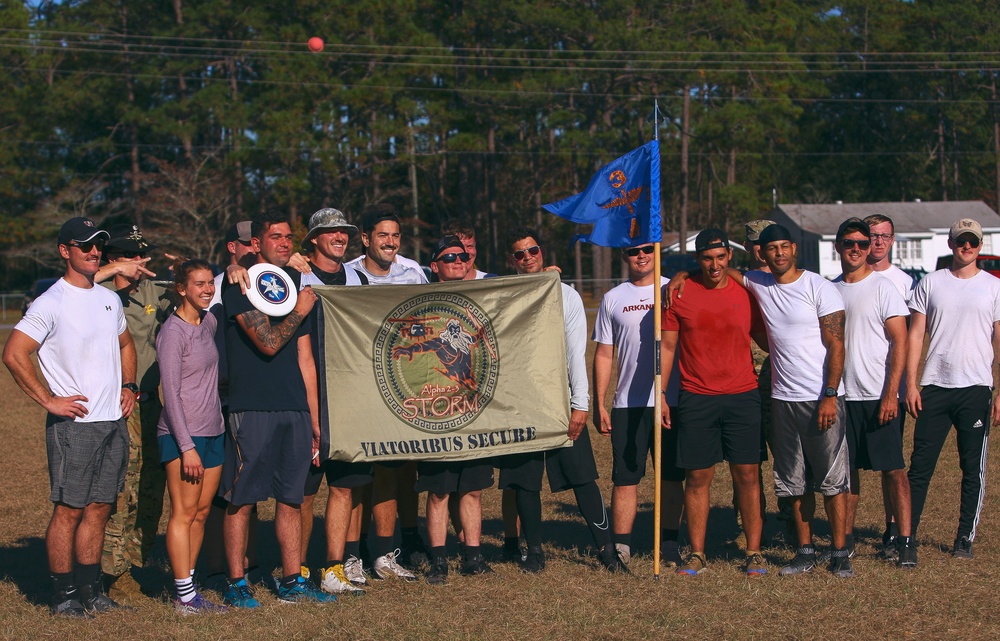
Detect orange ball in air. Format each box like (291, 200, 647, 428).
(307, 37, 324, 52)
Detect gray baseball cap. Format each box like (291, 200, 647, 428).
(303, 208, 358, 246)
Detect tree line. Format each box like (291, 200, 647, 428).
(3, 0, 1000, 293)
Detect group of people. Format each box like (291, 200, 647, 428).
(655, 214, 998, 578)
(4, 205, 996, 619)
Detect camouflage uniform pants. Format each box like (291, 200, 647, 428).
(102, 396, 166, 576)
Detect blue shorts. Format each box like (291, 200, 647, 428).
(158, 433, 226, 468)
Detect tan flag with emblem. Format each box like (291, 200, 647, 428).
(313, 271, 572, 462)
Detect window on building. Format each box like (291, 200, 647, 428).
(896, 239, 922, 262)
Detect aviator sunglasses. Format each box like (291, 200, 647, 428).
(625, 245, 655, 257)
(511, 245, 541, 261)
(436, 252, 470, 264)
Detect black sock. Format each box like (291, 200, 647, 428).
(503, 536, 520, 550)
(344, 541, 361, 560)
(401, 527, 421, 545)
(663, 529, 680, 543)
(325, 559, 342, 568)
(463, 545, 481, 562)
(51, 571, 75, 595)
(572, 482, 611, 548)
(614, 532, 631, 547)
(280, 573, 299, 588)
(515, 489, 543, 548)
(372, 535, 394, 559)
(75, 563, 101, 591)
(431, 545, 447, 562)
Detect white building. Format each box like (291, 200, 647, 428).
(770, 200, 1000, 279)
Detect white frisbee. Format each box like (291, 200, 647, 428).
(246, 263, 297, 317)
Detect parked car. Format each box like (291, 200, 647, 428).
(21, 277, 59, 314)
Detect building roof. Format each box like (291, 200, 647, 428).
(774, 200, 1000, 235)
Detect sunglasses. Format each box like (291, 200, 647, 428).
(68, 239, 106, 253)
(109, 250, 147, 259)
(625, 245, 655, 257)
(436, 252, 470, 264)
(955, 237, 981, 248)
(839, 239, 871, 250)
(511, 245, 541, 261)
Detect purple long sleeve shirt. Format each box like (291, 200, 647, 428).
(156, 311, 225, 452)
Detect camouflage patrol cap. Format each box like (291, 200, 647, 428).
(744, 219, 776, 243)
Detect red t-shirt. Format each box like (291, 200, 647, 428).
(661, 275, 761, 395)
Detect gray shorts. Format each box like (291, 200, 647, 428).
(771, 398, 850, 497)
(46, 416, 129, 508)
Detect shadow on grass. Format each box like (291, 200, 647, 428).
(0, 536, 48, 605)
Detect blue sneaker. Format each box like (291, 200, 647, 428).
(276, 575, 337, 604)
(222, 579, 260, 609)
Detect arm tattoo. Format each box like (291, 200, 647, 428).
(241, 309, 305, 352)
(819, 310, 845, 342)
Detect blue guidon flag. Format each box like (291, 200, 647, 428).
(543, 140, 662, 248)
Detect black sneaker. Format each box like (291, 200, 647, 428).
(952, 536, 974, 559)
(897, 540, 918, 569)
(401, 538, 430, 569)
(828, 554, 855, 579)
(521, 547, 546, 574)
(599, 544, 632, 574)
(78, 581, 127, 613)
(425, 557, 448, 586)
(50, 590, 92, 619)
(503, 541, 525, 563)
(778, 548, 817, 576)
(460, 554, 495, 576)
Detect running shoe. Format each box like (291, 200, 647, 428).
(373, 549, 419, 581)
(778, 548, 817, 576)
(174, 592, 228, 616)
(615, 543, 632, 566)
(952, 536, 974, 559)
(320, 564, 365, 596)
(897, 540, 918, 569)
(222, 578, 260, 609)
(401, 537, 430, 569)
(676, 552, 707, 576)
(743, 552, 767, 576)
(521, 547, 546, 574)
(599, 544, 632, 574)
(78, 582, 126, 614)
(425, 557, 449, 585)
(460, 554, 495, 576)
(503, 540, 526, 563)
(828, 553, 855, 578)
(276, 575, 338, 604)
(343, 556, 368, 586)
(50, 590, 92, 619)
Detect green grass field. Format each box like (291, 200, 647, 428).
(1, 324, 998, 641)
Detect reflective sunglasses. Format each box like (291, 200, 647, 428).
(511, 245, 541, 261)
(839, 239, 871, 250)
(625, 245, 655, 257)
(955, 237, 981, 248)
(436, 252, 470, 264)
(68, 239, 106, 253)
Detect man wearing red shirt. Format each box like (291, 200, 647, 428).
(661, 228, 768, 576)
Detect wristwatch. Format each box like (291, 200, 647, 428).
(122, 382, 140, 394)
(823, 386, 837, 398)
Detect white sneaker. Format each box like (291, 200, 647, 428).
(373, 549, 418, 581)
(343, 556, 368, 586)
(320, 564, 365, 596)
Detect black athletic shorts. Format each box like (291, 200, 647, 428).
(304, 459, 375, 495)
(610, 407, 685, 485)
(675, 390, 762, 470)
(218, 410, 312, 506)
(415, 460, 494, 495)
(497, 426, 601, 492)
(845, 400, 906, 472)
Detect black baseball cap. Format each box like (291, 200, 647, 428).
(694, 228, 729, 253)
(836, 217, 870, 242)
(433, 235, 466, 261)
(58, 217, 110, 245)
(758, 224, 794, 246)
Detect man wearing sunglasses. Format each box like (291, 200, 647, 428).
(498, 227, 613, 573)
(4, 217, 137, 617)
(593, 242, 685, 573)
(906, 218, 1000, 560)
(832, 218, 914, 568)
(93, 223, 173, 601)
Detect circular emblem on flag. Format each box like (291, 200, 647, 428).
(373, 292, 500, 433)
(246, 263, 297, 317)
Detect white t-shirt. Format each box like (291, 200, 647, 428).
(344, 256, 427, 285)
(833, 271, 910, 401)
(910, 269, 1000, 388)
(209, 272, 225, 309)
(15, 278, 128, 422)
(876, 264, 915, 302)
(593, 278, 667, 408)
(562, 283, 590, 412)
(744, 270, 845, 402)
(474, 269, 489, 280)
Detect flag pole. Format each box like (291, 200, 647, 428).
(652, 100, 663, 580)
